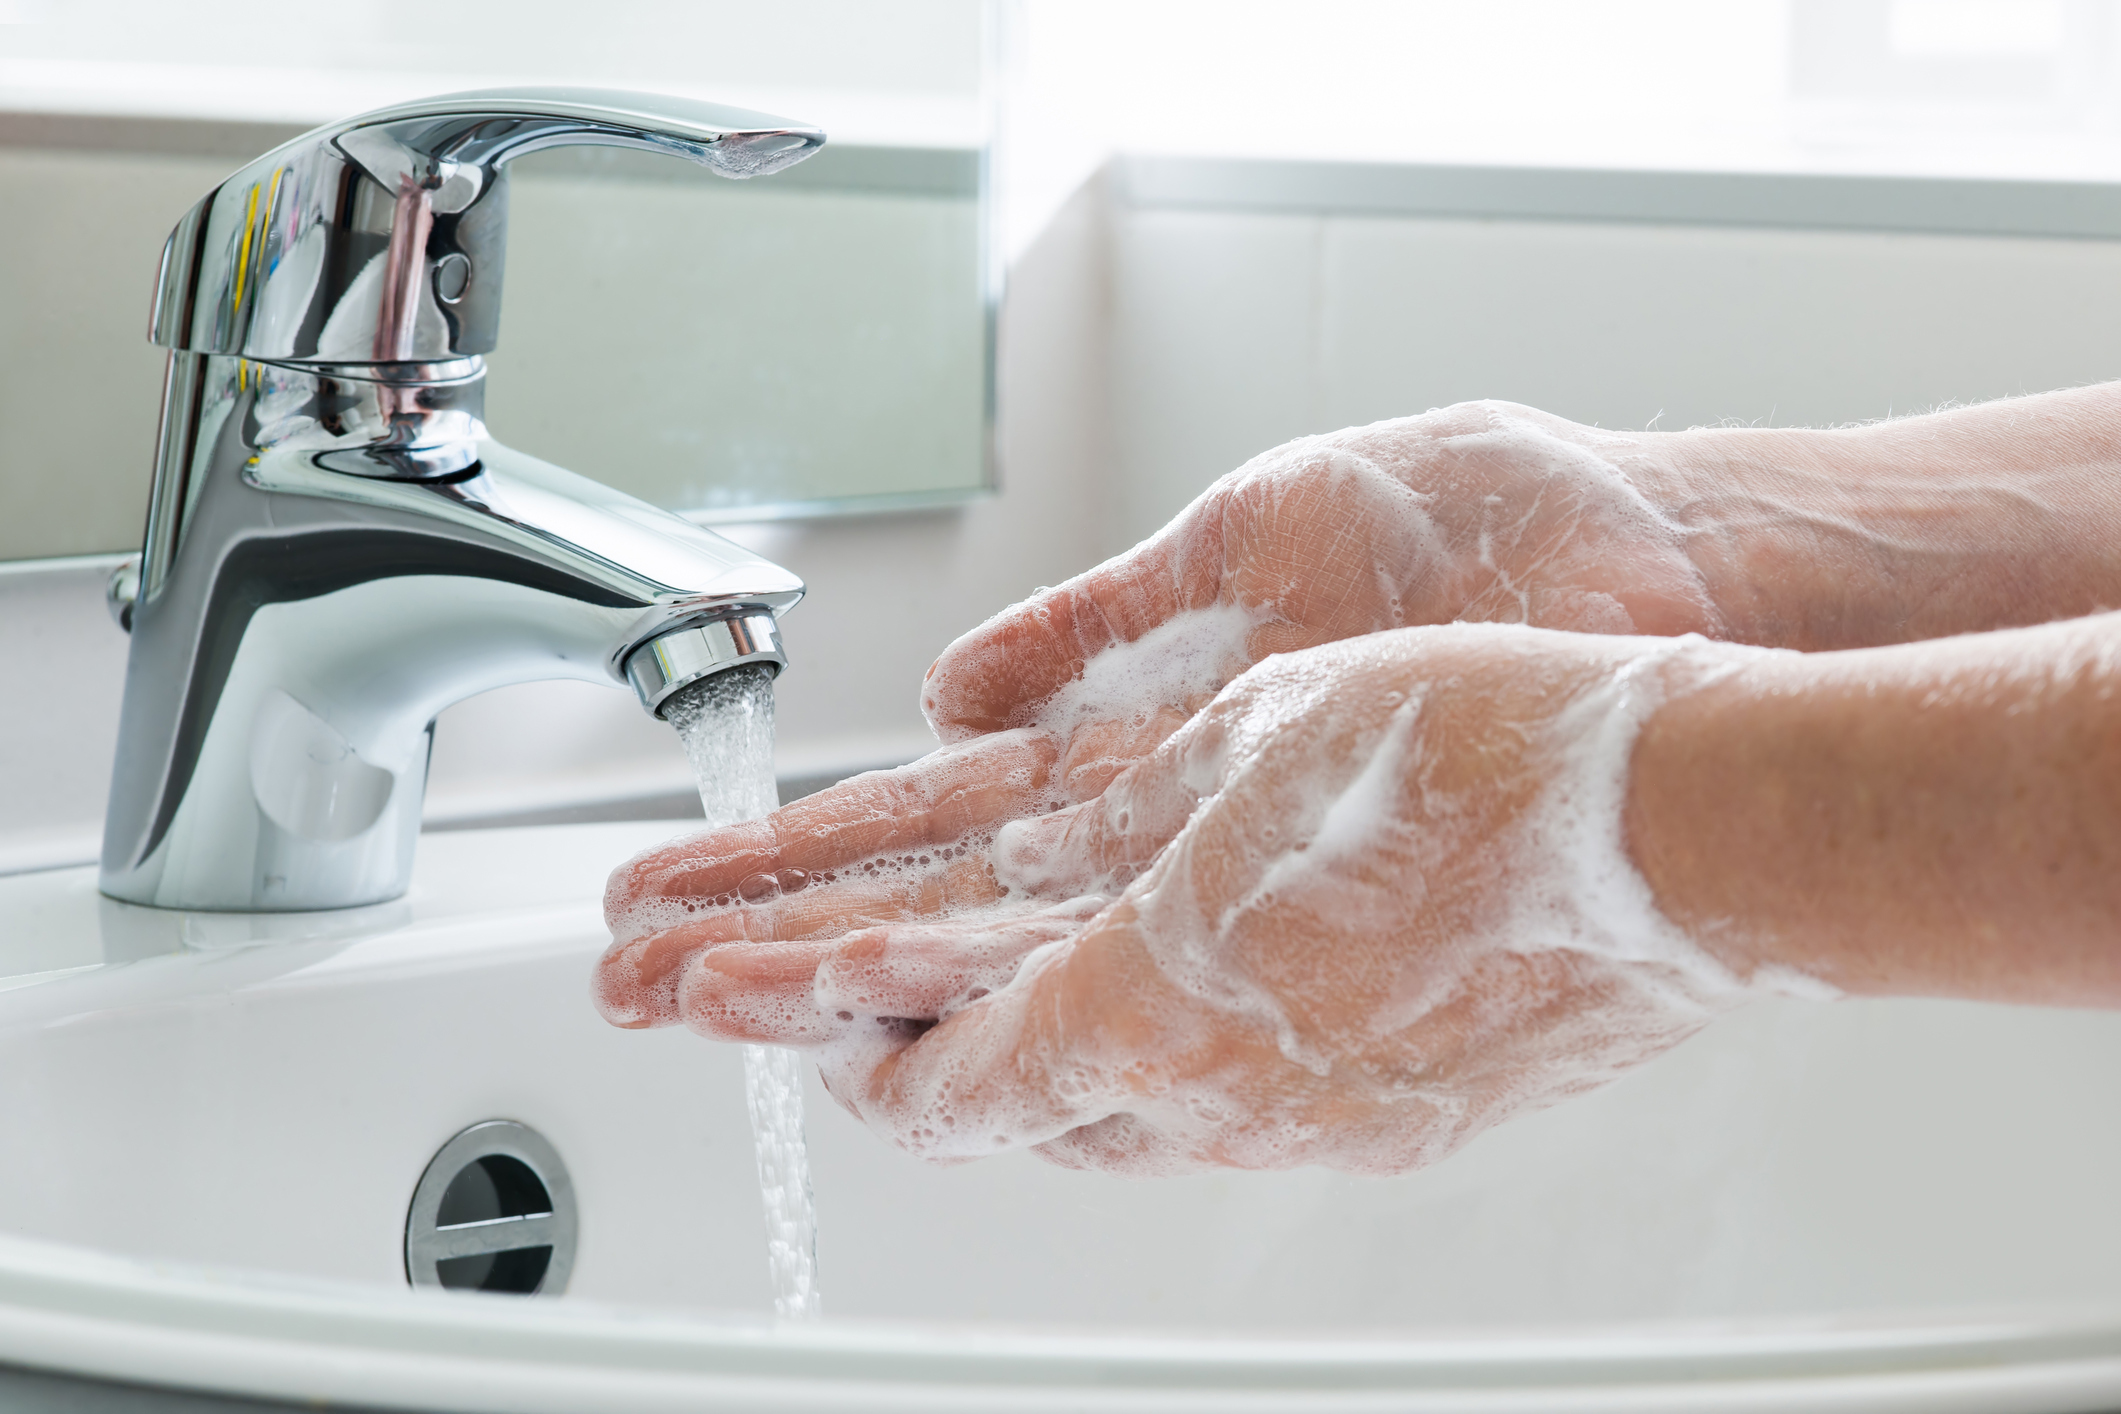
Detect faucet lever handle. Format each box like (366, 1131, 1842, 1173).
(149, 87, 825, 364)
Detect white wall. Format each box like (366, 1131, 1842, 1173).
(1111, 204, 2121, 545)
(998, 1, 2121, 277)
(0, 145, 227, 560)
(0, 560, 127, 871)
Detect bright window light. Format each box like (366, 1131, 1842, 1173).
(1888, 0, 2067, 56)
(1001, 0, 2121, 250)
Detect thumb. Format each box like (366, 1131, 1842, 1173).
(990, 737, 1206, 898)
(828, 920, 1146, 1162)
(921, 508, 1226, 743)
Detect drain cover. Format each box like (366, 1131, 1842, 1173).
(405, 1120, 576, 1296)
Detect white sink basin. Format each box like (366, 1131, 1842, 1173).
(1, 821, 2119, 1410)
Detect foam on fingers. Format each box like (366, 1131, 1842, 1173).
(819, 944, 1115, 1163)
(1032, 1112, 1207, 1176)
(602, 729, 1063, 944)
(992, 746, 1204, 900)
(595, 850, 1015, 1030)
(814, 897, 1107, 1021)
(603, 819, 780, 940)
(921, 534, 1205, 741)
(679, 941, 843, 1044)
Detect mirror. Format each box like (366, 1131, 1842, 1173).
(0, 0, 991, 561)
(488, 142, 990, 520)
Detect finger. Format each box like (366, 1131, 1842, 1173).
(922, 508, 1227, 742)
(595, 857, 1005, 1028)
(826, 915, 1164, 1163)
(677, 941, 844, 1044)
(1053, 701, 1195, 800)
(1214, 446, 1441, 650)
(992, 732, 1208, 897)
(813, 898, 1106, 1020)
(935, 437, 1440, 749)
(604, 731, 1057, 934)
(1032, 1113, 1207, 1176)
(822, 988, 1094, 1162)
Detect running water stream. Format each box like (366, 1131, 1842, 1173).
(663, 664, 821, 1320)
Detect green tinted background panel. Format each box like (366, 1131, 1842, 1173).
(0, 133, 989, 561)
(488, 143, 989, 519)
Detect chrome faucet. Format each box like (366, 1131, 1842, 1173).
(100, 89, 821, 912)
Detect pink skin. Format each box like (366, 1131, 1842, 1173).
(609, 629, 1756, 1174)
(599, 390, 2121, 1174)
(602, 402, 1718, 1044)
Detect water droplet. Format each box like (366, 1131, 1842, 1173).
(738, 872, 780, 903)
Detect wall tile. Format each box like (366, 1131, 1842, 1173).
(1318, 215, 2121, 434)
(1109, 209, 1324, 547)
(0, 149, 227, 560)
(0, 564, 126, 865)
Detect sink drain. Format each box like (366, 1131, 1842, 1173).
(405, 1120, 576, 1296)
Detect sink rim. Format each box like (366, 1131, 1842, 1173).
(1, 1229, 2119, 1413)
(0, 819, 686, 999)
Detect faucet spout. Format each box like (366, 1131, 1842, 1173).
(101, 353, 802, 912)
(103, 87, 824, 914)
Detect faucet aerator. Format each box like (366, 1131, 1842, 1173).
(625, 613, 787, 721)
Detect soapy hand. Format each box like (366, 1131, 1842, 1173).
(597, 400, 1727, 1061)
(599, 384, 2121, 1172)
(600, 626, 1789, 1174)
(922, 401, 1722, 801)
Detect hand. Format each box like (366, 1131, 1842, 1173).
(600, 625, 1775, 1174)
(599, 401, 1725, 1041)
(596, 729, 1055, 1032)
(921, 401, 1723, 803)
(598, 387, 2121, 1175)
(929, 383, 2121, 772)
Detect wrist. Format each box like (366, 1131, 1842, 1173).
(1631, 386, 2121, 651)
(1622, 648, 1799, 987)
(1626, 426, 1916, 652)
(1523, 633, 1815, 1002)
(1625, 615, 2121, 1006)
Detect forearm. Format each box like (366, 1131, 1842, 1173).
(1625, 611, 2121, 1005)
(1635, 383, 2121, 650)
